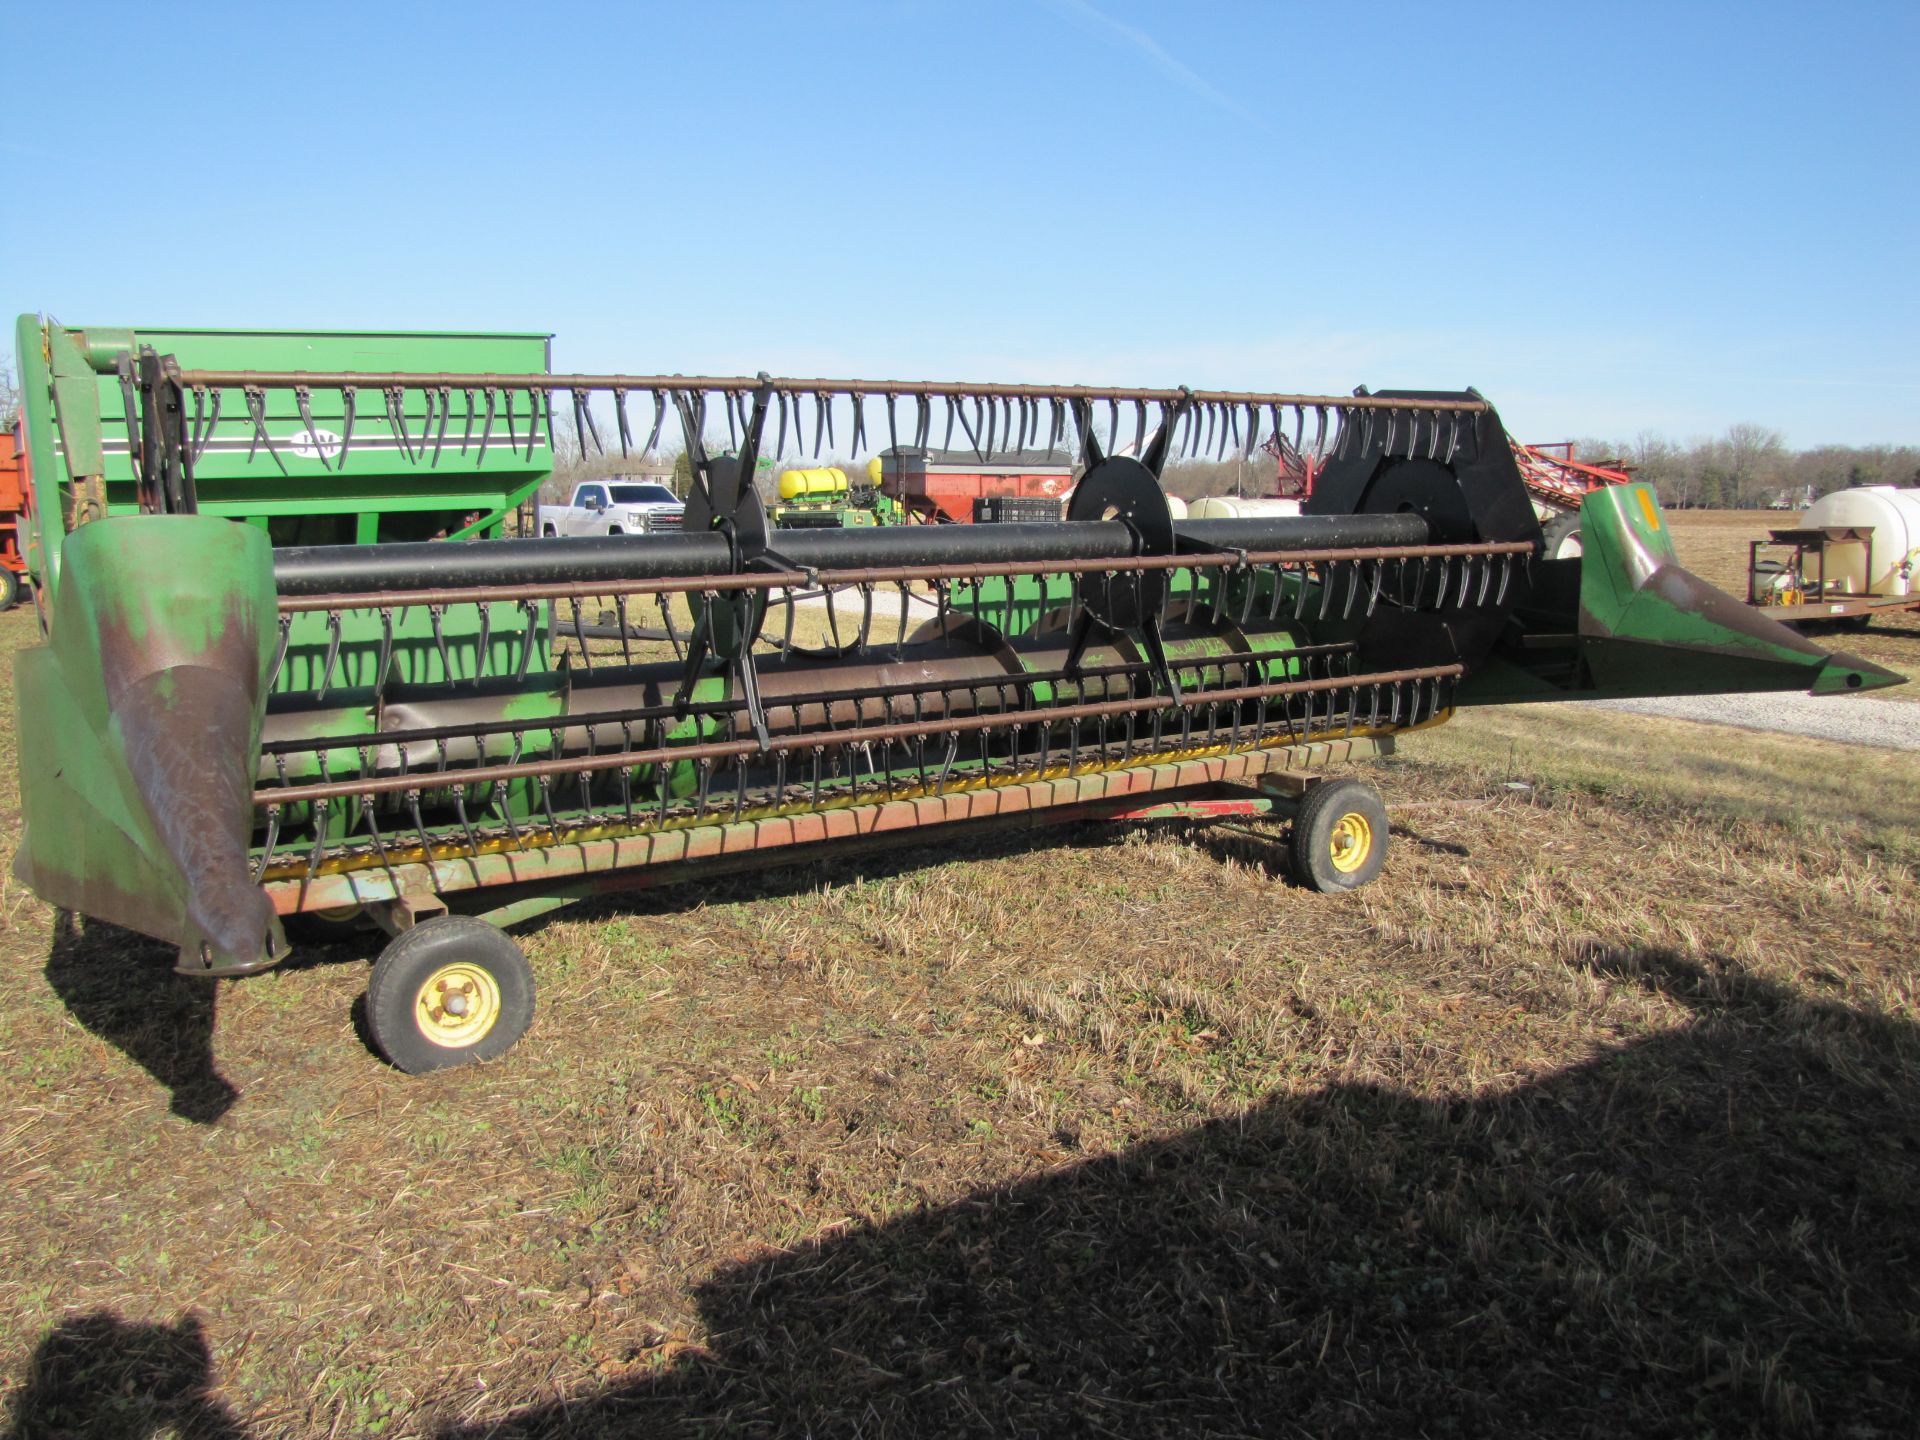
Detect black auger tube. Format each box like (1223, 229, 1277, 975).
(271, 514, 1430, 596)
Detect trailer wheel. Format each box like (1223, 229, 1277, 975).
(366, 917, 535, 1073)
(1542, 513, 1582, 560)
(1290, 779, 1389, 892)
(0, 569, 18, 611)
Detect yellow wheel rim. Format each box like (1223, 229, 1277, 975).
(414, 963, 502, 1048)
(1328, 812, 1374, 874)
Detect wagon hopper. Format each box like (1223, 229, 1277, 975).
(10, 316, 553, 609)
(10, 362, 1900, 1072)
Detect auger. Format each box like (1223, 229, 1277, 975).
(10, 354, 1901, 1073)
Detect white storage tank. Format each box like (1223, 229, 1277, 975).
(1797, 486, 1920, 595)
(1188, 495, 1304, 520)
(1165, 494, 1188, 520)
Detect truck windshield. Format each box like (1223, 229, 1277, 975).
(608, 485, 678, 505)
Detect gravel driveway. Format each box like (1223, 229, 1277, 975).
(1581, 691, 1920, 750)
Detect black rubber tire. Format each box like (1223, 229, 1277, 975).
(366, 917, 535, 1074)
(0, 568, 18, 611)
(1541, 512, 1582, 560)
(1289, 778, 1390, 893)
(542, 524, 558, 537)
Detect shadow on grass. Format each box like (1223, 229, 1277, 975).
(42, 913, 239, 1124)
(8, 946, 1917, 1435)
(1, 1310, 249, 1440)
(428, 947, 1919, 1438)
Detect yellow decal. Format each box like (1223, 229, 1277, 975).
(1635, 487, 1662, 532)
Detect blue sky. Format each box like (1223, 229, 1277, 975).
(4, 0, 1914, 447)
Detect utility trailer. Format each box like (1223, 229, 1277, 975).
(10, 361, 1899, 1074)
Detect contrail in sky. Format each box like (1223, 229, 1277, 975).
(1044, 0, 1268, 130)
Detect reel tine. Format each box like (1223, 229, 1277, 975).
(983, 395, 997, 459)
(955, 396, 980, 457)
(1048, 398, 1064, 455)
(1244, 402, 1259, 457)
(1133, 398, 1147, 456)
(295, 386, 329, 472)
(1226, 403, 1241, 456)
(851, 390, 866, 456)
(613, 387, 631, 457)
(187, 385, 207, 464)
(813, 392, 826, 457)
(569, 595, 590, 671)
(385, 385, 416, 464)
(420, 387, 439, 466)
(1495, 553, 1514, 607)
(916, 393, 931, 450)
(433, 386, 452, 466)
(474, 600, 493, 679)
(1426, 407, 1441, 461)
(245, 386, 289, 475)
(579, 388, 604, 457)
(316, 611, 342, 701)
(1201, 401, 1215, 457)
(823, 390, 836, 453)
(885, 391, 899, 454)
(1365, 559, 1384, 617)
(459, 388, 476, 457)
(525, 388, 542, 461)
(724, 389, 740, 451)
(1106, 396, 1119, 454)
(425, 603, 453, 680)
(645, 388, 667, 455)
(775, 390, 789, 459)
(477, 386, 497, 462)
(501, 387, 517, 457)
(373, 605, 396, 693)
(1445, 409, 1463, 466)
(198, 387, 223, 465)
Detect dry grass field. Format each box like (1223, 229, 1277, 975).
(2, 509, 1916, 1437)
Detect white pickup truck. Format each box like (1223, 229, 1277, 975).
(539, 480, 685, 537)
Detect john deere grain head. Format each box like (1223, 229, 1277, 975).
(11, 357, 1900, 1071)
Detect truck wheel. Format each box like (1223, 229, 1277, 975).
(1542, 513, 1582, 560)
(1290, 779, 1389, 893)
(0, 569, 18, 611)
(542, 524, 558, 537)
(366, 917, 535, 1073)
(607, 526, 624, 535)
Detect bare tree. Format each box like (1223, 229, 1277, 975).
(0, 352, 18, 432)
